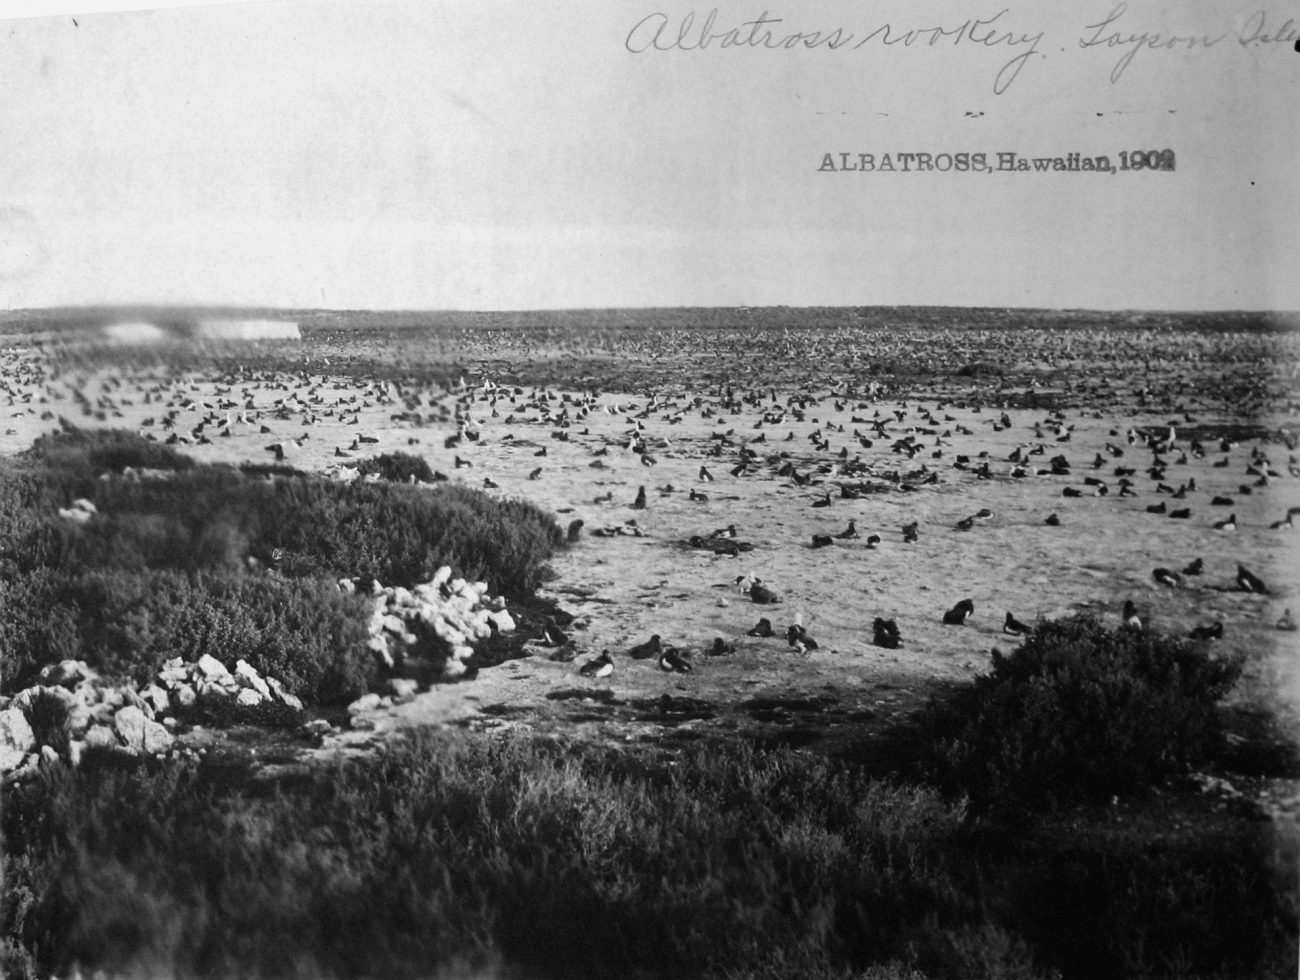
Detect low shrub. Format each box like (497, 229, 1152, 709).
(353, 451, 436, 484)
(911, 615, 1243, 814)
(22, 689, 71, 756)
(25, 426, 195, 476)
(2, 732, 1292, 980)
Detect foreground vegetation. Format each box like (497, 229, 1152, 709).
(3, 601, 1294, 979)
(0, 429, 564, 698)
(3, 728, 1294, 980)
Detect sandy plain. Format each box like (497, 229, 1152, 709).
(1, 312, 1297, 808)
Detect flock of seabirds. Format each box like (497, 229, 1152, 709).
(1, 328, 1297, 688)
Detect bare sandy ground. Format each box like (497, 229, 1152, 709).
(2, 327, 1298, 807)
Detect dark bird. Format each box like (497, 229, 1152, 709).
(749, 580, 782, 604)
(812, 491, 832, 508)
(1182, 557, 1203, 575)
(746, 617, 775, 637)
(1123, 600, 1142, 630)
(528, 466, 543, 480)
(1003, 612, 1032, 636)
(1147, 502, 1167, 515)
(872, 618, 901, 649)
(1169, 508, 1191, 519)
(1236, 564, 1269, 594)
(632, 486, 647, 509)
(709, 638, 736, 656)
(1152, 567, 1183, 588)
(1189, 621, 1224, 641)
(1044, 513, 1061, 526)
(699, 465, 714, 482)
(787, 623, 819, 653)
(542, 621, 571, 647)
(627, 634, 663, 660)
(811, 534, 834, 548)
(943, 599, 975, 625)
(835, 519, 860, 539)
(901, 522, 919, 543)
(1211, 495, 1234, 506)
(1213, 513, 1236, 531)
(865, 533, 882, 548)
(579, 650, 614, 678)
(567, 519, 584, 543)
(1062, 487, 1083, 498)
(1278, 609, 1297, 632)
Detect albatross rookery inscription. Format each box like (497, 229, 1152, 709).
(624, 6, 1298, 95)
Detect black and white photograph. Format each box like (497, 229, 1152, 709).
(0, 0, 1297, 976)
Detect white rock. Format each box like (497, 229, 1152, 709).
(40, 744, 60, 768)
(100, 686, 126, 708)
(141, 719, 174, 754)
(431, 566, 452, 590)
(158, 667, 190, 687)
(84, 725, 120, 751)
(140, 684, 171, 716)
(196, 654, 231, 679)
(0, 709, 36, 772)
(65, 704, 93, 737)
(487, 610, 516, 632)
(39, 659, 97, 687)
(347, 693, 382, 715)
(163, 656, 184, 669)
(264, 677, 303, 711)
(175, 684, 197, 707)
(12, 685, 76, 714)
(234, 661, 272, 698)
(114, 706, 149, 752)
(5, 753, 38, 781)
(388, 678, 419, 700)
(302, 719, 332, 735)
(68, 740, 85, 767)
(236, 688, 264, 707)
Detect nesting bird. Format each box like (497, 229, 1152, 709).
(942, 599, 975, 625)
(1236, 564, 1269, 594)
(579, 650, 614, 678)
(872, 618, 901, 649)
(1003, 612, 1032, 636)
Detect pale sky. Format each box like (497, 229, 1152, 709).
(0, 0, 1295, 310)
